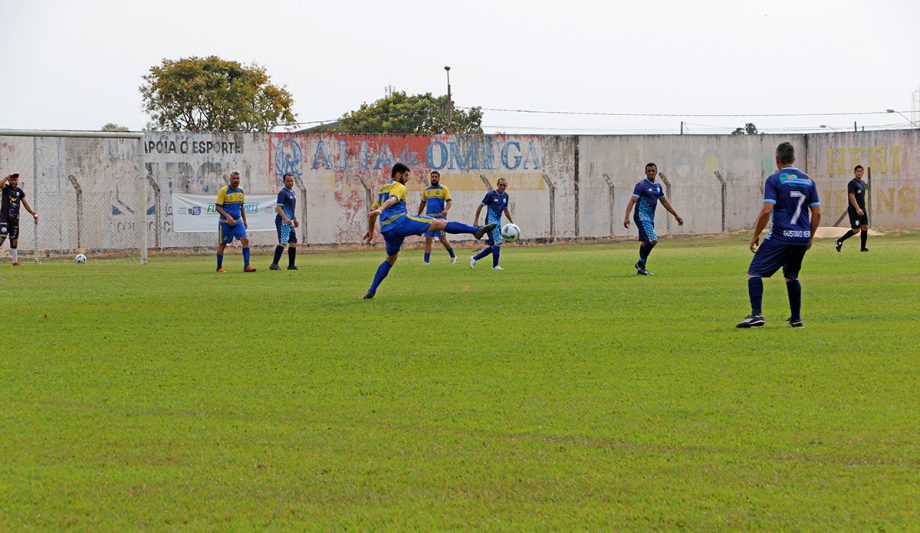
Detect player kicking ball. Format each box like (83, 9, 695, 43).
(363, 163, 495, 299)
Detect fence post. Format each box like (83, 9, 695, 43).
(866, 166, 872, 226)
(658, 172, 672, 234)
(32, 137, 38, 260)
(146, 172, 161, 249)
(602, 173, 616, 237)
(713, 170, 727, 233)
(293, 175, 308, 244)
(542, 174, 556, 240)
(66, 175, 83, 250)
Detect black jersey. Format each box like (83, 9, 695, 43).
(847, 179, 866, 211)
(0, 184, 25, 222)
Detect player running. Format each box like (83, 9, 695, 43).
(270, 173, 300, 270)
(470, 177, 514, 271)
(417, 170, 457, 265)
(214, 170, 256, 273)
(0, 173, 39, 266)
(623, 163, 684, 275)
(737, 142, 821, 328)
(363, 163, 495, 299)
(835, 164, 869, 253)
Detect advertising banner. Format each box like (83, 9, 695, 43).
(172, 193, 278, 233)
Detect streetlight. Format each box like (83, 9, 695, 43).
(886, 108, 919, 127)
(444, 66, 452, 134)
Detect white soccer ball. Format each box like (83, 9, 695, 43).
(501, 223, 521, 243)
(75, 254, 87, 264)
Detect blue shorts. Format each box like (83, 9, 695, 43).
(425, 216, 446, 238)
(219, 221, 247, 245)
(748, 237, 808, 279)
(635, 215, 657, 242)
(381, 215, 434, 256)
(275, 218, 297, 245)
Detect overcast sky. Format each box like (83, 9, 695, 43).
(2, 0, 918, 134)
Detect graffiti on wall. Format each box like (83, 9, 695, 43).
(825, 145, 903, 174)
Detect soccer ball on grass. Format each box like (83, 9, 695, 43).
(75, 254, 87, 264)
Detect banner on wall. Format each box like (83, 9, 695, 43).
(172, 193, 278, 233)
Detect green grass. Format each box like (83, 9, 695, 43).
(1, 234, 918, 529)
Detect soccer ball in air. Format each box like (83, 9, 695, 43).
(501, 223, 521, 243)
(75, 254, 87, 264)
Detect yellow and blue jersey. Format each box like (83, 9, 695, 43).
(422, 184, 451, 216)
(216, 185, 245, 223)
(372, 180, 409, 233)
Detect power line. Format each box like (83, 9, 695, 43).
(462, 107, 900, 118)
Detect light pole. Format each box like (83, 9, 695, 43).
(886, 108, 919, 128)
(444, 66, 452, 134)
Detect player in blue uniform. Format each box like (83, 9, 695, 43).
(270, 173, 300, 271)
(362, 163, 496, 299)
(215, 170, 256, 273)
(623, 163, 684, 275)
(417, 170, 457, 265)
(834, 164, 869, 253)
(470, 177, 515, 270)
(737, 142, 821, 328)
(0, 173, 39, 266)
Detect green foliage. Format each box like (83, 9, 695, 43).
(100, 123, 130, 132)
(336, 90, 483, 134)
(2, 234, 918, 528)
(140, 56, 295, 132)
(732, 122, 759, 135)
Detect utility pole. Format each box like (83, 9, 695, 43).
(444, 66, 452, 134)
(680, 121, 684, 135)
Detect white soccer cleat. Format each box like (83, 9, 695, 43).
(492, 265, 504, 271)
(451, 256, 457, 264)
(469, 257, 476, 269)
(422, 262, 430, 266)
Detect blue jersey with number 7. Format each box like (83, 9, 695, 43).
(763, 167, 820, 246)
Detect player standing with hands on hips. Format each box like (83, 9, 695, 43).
(0, 173, 39, 266)
(737, 142, 821, 328)
(623, 163, 683, 275)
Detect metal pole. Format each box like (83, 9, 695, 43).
(293, 175, 308, 244)
(713, 170, 727, 233)
(542, 174, 556, 240)
(444, 66, 452, 133)
(137, 139, 147, 265)
(67, 175, 83, 250)
(602, 173, 615, 237)
(32, 137, 38, 261)
(146, 171, 161, 249)
(866, 166, 872, 226)
(658, 172, 672, 234)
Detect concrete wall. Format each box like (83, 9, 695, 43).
(0, 130, 917, 253)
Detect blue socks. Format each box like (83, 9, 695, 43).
(445, 221, 478, 234)
(272, 245, 284, 265)
(639, 242, 655, 264)
(748, 277, 763, 315)
(786, 279, 801, 321)
(424, 252, 431, 263)
(492, 245, 501, 267)
(447, 247, 455, 258)
(369, 260, 392, 293)
(216, 254, 223, 269)
(473, 247, 493, 261)
(288, 247, 296, 267)
(242, 247, 251, 266)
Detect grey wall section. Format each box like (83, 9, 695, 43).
(1, 130, 917, 254)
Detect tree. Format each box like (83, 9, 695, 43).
(731, 122, 759, 135)
(100, 123, 130, 132)
(140, 56, 295, 132)
(335, 91, 483, 134)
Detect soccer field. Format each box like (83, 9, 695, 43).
(2, 233, 918, 529)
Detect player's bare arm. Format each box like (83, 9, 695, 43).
(417, 197, 426, 216)
(215, 205, 235, 224)
(275, 205, 294, 226)
(623, 196, 637, 228)
(21, 197, 38, 223)
(807, 205, 821, 250)
(749, 202, 774, 253)
(443, 198, 451, 217)
(503, 207, 514, 224)
(661, 199, 683, 225)
(0, 173, 13, 188)
(849, 192, 864, 216)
